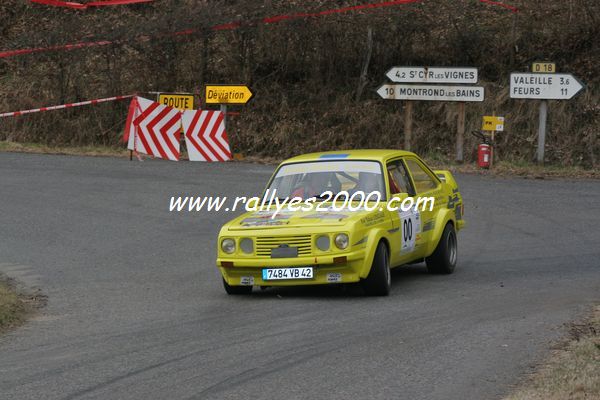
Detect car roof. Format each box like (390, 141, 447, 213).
(281, 149, 416, 164)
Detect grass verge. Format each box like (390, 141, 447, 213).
(431, 160, 600, 180)
(0, 280, 28, 333)
(0, 140, 127, 158)
(504, 306, 600, 400)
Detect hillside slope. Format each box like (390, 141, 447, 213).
(0, 0, 598, 166)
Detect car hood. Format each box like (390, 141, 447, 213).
(226, 207, 376, 231)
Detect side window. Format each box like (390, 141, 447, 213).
(404, 159, 438, 193)
(386, 160, 414, 195)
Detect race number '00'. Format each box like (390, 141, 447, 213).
(399, 208, 421, 253)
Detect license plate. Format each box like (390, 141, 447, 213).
(262, 267, 313, 280)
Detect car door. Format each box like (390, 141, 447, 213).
(385, 158, 422, 266)
(402, 157, 443, 256)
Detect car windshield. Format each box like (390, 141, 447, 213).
(266, 160, 386, 201)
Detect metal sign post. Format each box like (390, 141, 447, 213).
(537, 100, 548, 164)
(220, 104, 228, 132)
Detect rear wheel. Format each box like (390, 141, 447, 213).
(426, 223, 457, 274)
(361, 242, 391, 296)
(223, 278, 253, 295)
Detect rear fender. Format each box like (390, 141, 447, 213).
(434, 170, 464, 231)
(425, 208, 455, 256)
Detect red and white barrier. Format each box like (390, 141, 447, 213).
(0, 94, 133, 118)
(182, 110, 232, 162)
(0, 93, 231, 163)
(125, 96, 232, 162)
(128, 97, 181, 161)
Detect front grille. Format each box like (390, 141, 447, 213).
(255, 235, 312, 257)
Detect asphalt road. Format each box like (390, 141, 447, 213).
(1, 152, 599, 400)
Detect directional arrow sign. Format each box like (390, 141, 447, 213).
(510, 73, 584, 100)
(386, 67, 478, 84)
(377, 84, 484, 102)
(205, 85, 253, 105)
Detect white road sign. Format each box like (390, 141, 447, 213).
(377, 84, 484, 102)
(386, 67, 478, 84)
(510, 73, 584, 100)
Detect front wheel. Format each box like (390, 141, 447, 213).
(223, 278, 253, 295)
(426, 223, 457, 274)
(361, 242, 391, 296)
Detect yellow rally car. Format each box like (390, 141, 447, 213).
(217, 150, 464, 296)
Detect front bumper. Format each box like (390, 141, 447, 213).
(218, 249, 367, 286)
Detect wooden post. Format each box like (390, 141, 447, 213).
(456, 102, 465, 162)
(537, 100, 548, 164)
(404, 101, 413, 151)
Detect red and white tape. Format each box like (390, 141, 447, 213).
(0, 94, 134, 118)
(30, 0, 153, 9)
(1, 0, 518, 60)
(1, 0, 422, 59)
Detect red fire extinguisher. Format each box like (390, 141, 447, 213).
(478, 144, 491, 168)
(472, 130, 493, 169)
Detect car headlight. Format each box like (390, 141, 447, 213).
(316, 235, 330, 251)
(334, 233, 349, 250)
(240, 238, 253, 254)
(221, 238, 236, 254)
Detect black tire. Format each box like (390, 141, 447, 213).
(223, 278, 253, 295)
(426, 223, 457, 274)
(361, 242, 391, 296)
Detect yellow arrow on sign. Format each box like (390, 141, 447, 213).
(205, 85, 253, 105)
